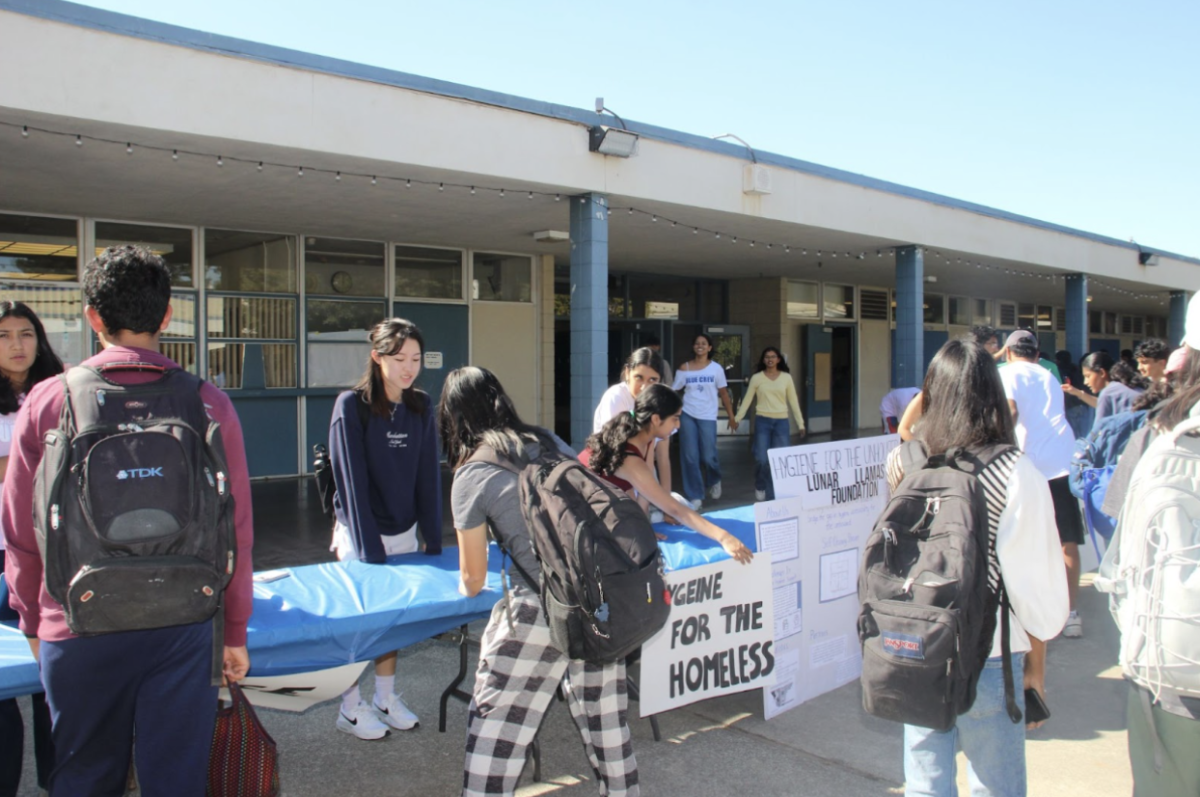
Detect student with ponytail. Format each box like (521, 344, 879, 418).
(580, 384, 752, 564)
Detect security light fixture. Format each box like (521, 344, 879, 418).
(532, 230, 570, 243)
(589, 125, 639, 157)
(1138, 250, 1159, 266)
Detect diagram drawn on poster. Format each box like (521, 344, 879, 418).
(772, 579, 802, 639)
(819, 548, 858, 603)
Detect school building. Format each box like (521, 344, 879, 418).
(1, 0, 1195, 477)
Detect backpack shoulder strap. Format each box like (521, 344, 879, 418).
(898, 440, 928, 475)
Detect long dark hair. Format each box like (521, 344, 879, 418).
(1108, 359, 1150, 391)
(1154, 346, 1200, 432)
(691, 332, 714, 362)
(755, 346, 790, 374)
(0, 301, 64, 414)
(1080, 351, 1114, 378)
(437, 366, 556, 469)
(354, 318, 427, 417)
(918, 339, 1016, 456)
(585, 384, 682, 476)
(623, 347, 664, 383)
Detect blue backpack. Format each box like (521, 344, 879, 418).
(1069, 410, 1146, 543)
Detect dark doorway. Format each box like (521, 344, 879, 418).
(831, 325, 855, 432)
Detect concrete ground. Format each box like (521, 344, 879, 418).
(10, 432, 1133, 796)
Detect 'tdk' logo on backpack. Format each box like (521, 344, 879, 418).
(117, 467, 165, 480)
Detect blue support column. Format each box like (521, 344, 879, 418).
(569, 193, 609, 449)
(1169, 290, 1190, 347)
(893, 246, 924, 388)
(1064, 274, 1088, 362)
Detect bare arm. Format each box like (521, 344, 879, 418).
(719, 387, 739, 432)
(456, 524, 490, 597)
(1024, 636, 1048, 729)
(0, 455, 7, 484)
(1008, 399, 1019, 425)
(897, 392, 924, 442)
(618, 456, 752, 563)
(1062, 383, 1098, 408)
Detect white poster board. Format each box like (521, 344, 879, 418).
(639, 556, 775, 717)
(757, 435, 899, 720)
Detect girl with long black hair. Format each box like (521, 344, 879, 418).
(581, 384, 752, 564)
(889, 339, 1067, 797)
(734, 346, 806, 501)
(438, 366, 639, 797)
(0, 301, 61, 796)
(327, 318, 442, 740)
(671, 333, 737, 509)
(1062, 350, 1148, 427)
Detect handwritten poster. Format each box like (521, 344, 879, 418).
(639, 556, 775, 717)
(757, 434, 898, 720)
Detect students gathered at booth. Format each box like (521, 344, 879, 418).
(0, 301, 60, 797)
(581, 384, 753, 564)
(734, 346, 806, 501)
(327, 318, 443, 740)
(438, 366, 640, 797)
(671, 333, 737, 509)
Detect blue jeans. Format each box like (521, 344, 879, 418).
(679, 412, 720, 502)
(753, 417, 790, 498)
(903, 654, 1027, 797)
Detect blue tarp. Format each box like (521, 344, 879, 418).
(0, 505, 759, 692)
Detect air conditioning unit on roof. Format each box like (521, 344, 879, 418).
(743, 164, 772, 195)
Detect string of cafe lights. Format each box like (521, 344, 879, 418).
(4, 120, 1171, 305)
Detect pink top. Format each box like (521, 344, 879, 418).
(1, 346, 255, 646)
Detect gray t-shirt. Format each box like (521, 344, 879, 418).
(450, 433, 575, 590)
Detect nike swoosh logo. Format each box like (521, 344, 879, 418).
(343, 714, 357, 725)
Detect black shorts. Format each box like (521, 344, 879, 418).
(1048, 475, 1085, 545)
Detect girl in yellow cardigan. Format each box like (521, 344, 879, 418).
(735, 347, 806, 500)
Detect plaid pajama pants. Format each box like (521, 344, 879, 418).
(462, 588, 639, 797)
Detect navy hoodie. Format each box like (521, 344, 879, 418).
(329, 390, 442, 563)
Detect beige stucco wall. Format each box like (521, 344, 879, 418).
(471, 300, 538, 422)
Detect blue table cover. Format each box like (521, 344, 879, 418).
(0, 505, 759, 692)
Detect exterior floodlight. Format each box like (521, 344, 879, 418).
(589, 125, 639, 157)
(532, 230, 570, 243)
(1138, 250, 1159, 266)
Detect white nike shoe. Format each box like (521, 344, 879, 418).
(373, 692, 419, 730)
(336, 701, 390, 740)
(755, 489, 766, 502)
(709, 481, 723, 500)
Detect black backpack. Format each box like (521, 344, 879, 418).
(857, 442, 1022, 731)
(468, 442, 671, 664)
(32, 364, 235, 635)
(312, 391, 371, 517)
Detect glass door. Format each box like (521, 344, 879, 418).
(704, 324, 750, 435)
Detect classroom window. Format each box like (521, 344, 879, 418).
(204, 229, 296, 293)
(471, 252, 531, 302)
(394, 245, 463, 300)
(0, 213, 78, 281)
(305, 237, 385, 298)
(96, 222, 194, 288)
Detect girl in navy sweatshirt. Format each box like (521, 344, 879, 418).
(328, 318, 443, 740)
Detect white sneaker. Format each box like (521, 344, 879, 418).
(1063, 611, 1083, 638)
(709, 481, 722, 500)
(648, 509, 664, 524)
(373, 692, 419, 730)
(755, 489, 766, 502)
(337, 701, 390, 740)
(689, 498, 703, 511)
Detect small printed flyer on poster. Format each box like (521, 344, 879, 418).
(756, 434, 898, 720)
(639, 555, 775, 717)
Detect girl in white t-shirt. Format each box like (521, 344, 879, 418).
(0, 301, 63, 795)
(670, 333, 737, 509)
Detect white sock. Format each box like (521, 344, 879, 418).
(341, 684, 361, 714)
(374, 675, 395, 705)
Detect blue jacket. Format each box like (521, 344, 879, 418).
(329, 390, 442, 563)
(1069, 409, 1147, 500)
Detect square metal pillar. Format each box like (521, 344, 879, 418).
(894, 246, 924, 388)
(1064, 274, 1088, 362)
(569, 193, 609, 449)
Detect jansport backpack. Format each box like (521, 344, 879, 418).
(468, 442, 671, 664)
(32, 364, 235, 635)
(1095, 413, 1200, 703)
(858, 442, 1021, 731)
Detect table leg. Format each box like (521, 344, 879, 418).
(438, 624, 473, 733)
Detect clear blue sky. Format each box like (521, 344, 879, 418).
(77, 0, 1200, 258)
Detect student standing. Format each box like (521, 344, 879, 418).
(2, 246, 254, 796)
(671, 333, 736, 509)
(1062, 351, 1148, 429)
(328, 318, 443, 740)
(581, 385, 753, 563)
(734, 347, 806, 501)
(890, 339, 1068, 797)
(0, 302, 60, 797)
(439, 366, 639, 797)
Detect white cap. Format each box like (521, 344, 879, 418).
(1186, 291, 1200, 350)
